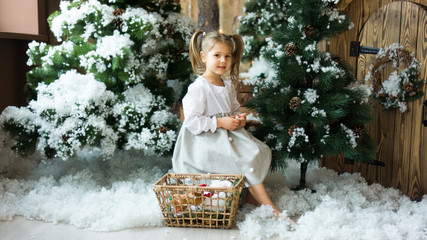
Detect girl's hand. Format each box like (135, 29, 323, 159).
(217, 116, 240, 131)
(237, 113, 247, 127)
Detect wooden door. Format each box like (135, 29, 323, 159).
(353, 1, 427, 201)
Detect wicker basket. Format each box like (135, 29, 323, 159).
(153, 173, 245, 229)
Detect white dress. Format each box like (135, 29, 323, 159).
(172, 76, 271, 187)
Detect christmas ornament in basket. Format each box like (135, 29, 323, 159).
(153, 173, 245, 229)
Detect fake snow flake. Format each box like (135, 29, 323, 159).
(304, 88, 319, 104)
(287, 127, 309, 152)
(295, 55, 302, 65)
(321, 125, 330, 144)
(304, 42, 317, 52)
(381, 71, 402, 97)
(267, 134, 277, 140)
(50, 0, 115, 41)
(95, 31, 134, 59)
(321, 4, 346, 23)
(241, 57, 278, 87)
(341, 123, 357, 148)
(307, 58, 321, 73)
(275, 142, 283, 151)
(311, 107, 326, 117)
(30, 70, 115, 117)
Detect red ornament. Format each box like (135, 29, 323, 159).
(199, 184, 211, 197)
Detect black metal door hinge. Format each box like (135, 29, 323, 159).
(350, 41, 380, 57)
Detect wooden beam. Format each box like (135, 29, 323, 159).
(337, 0, 354, 10)
(197, 0, 219, 32)
(0, 32, 48, 42)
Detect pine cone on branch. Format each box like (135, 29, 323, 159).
(288, 125, 298, 136)
(353, 125, 365, 140)
(289, 97, 302, 111)
(166, 24, 175, 38)
(113, 18, 124, 30)
(403, 82, 415, 92)
(285, 43, 298, 56)
(303, 25, 314, 37)
(113, 8, 125, 16)
(159, 126, 170, 133)
(326, 2, 337, 9)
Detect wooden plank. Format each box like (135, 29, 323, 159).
(180, 0, 199, 21)
(219, 0, 234, 34)
(339, 0, 427, 11)
(357, 0, 382, 34)
(396, 1, 420, 199)
(386, 1, 404, 192)
(0, 32, 48, 42)
(358, 3, 388, 185)
(414, 3, 427, 201)
(379, 2, 401, 189)
(353, 8, 369, 178)
(197, 0, 219, 32)
(337, 0, 354, 10)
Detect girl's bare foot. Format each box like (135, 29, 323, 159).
(273, 208, 281, 218)
(273, 208, 297, 225)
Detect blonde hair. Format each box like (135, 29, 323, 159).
(189, 30, 244, 83)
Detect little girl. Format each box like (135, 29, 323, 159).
(172, 31, 280, 216)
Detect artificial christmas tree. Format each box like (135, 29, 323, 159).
(239, 0, 376, 189)
(0, 0, 195, 160)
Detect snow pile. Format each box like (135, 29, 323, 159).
(0, 132, 426, 238)
(240, 57, 278, 87)
(237, 205, 294, 240)
(0, 169, 163, 230)
(0, 146, 169, 231)
(237, 162, 427, 239)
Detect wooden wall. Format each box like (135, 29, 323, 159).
(330, 0, 427, 68)
(180, 0, 247, 34)
(0, 39, 30, 111)
(324, 0, 427, 201)
(0, 0, 59, 112)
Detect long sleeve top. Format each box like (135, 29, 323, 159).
(182, 76, 240, 135)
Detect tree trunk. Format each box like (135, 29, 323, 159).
(197, 0, 219, 32)
(298, 161, 308, 190)
(291, 161, 309, 191)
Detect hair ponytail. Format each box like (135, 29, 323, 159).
(189, 31, 205, 76)
(229, 34, 244, 82)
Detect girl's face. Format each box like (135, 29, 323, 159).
(201, 42, 232, 79)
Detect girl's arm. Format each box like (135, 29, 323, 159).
(183, 83, 219, 135)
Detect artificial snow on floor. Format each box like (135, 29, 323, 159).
(0, 130, 426, 240)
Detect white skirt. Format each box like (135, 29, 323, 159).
(172, 112, 272, 187)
